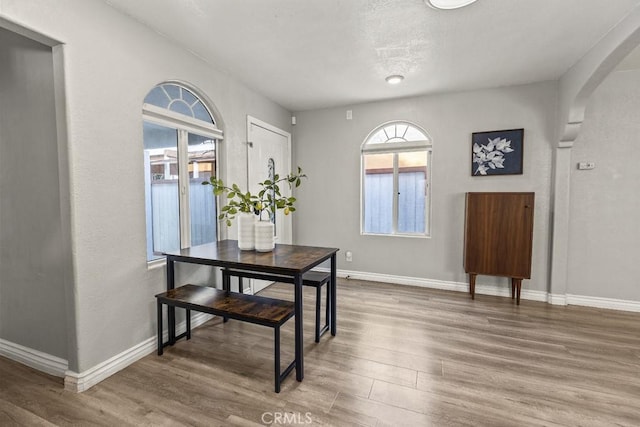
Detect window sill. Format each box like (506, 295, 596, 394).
(361, 232, 431, 239)
(147, 257, 166, 271)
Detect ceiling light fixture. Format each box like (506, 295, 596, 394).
(426, 0, 478, 10)
(385, 75, 404, 85)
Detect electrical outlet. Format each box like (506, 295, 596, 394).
(577, 162, 595, 170)
(345, 250, 353, 262)
(346, 110, 353, 120)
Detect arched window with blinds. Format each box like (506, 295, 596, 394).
(142, 83, 223, 261)
(361, 121, 432, 236)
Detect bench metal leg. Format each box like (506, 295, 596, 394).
(157, 300, 163, 356)
(239, 277, 243, 294)
(186, 309, 191, 340)
(274, 324, 296, 393)
(325, 281, 330, 329)
(315, 282, 330, 342)
(157, 301, 189, 352)
(315, 286, 321, 343)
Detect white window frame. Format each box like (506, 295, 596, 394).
(360, 121, 432, 238)
(142, 102, 223, 260)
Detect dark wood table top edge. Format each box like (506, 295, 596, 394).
(164, 240, 339, 275)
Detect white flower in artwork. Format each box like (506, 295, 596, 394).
(475, 164, 488, 175)
(491, 156, 505, 168)
(495, 137, 514, 153)
(473, 136, 514, 175)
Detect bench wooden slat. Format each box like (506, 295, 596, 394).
(301, 271, 330, 285)
(156, 285, 294, 326)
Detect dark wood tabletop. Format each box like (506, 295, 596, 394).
(164, 239, 339, 275)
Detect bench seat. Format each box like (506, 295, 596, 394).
(222, 269, 330, 342)
(156, 284, 295, 392)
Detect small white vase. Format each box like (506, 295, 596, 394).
(237, 212, 256, 250)
(254, 220, 275, 252)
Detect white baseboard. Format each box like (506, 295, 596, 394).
(0, 338, 68, 377)
(327, 268, 549, 302)
(565, 294, 640, 312)
(64, 311, 214, 392)
(548, 293, 567, 305)
(323, 268, 640, 311)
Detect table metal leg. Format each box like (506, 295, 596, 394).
(157, 299, 163, 356)
(222, 269, 230, 323)
(274, 326, 281, 392)
(167, 257, 176, 345)
(294, 272, 304, 381)
(315, 285, 321, 343)
(330, 253, 337, 336)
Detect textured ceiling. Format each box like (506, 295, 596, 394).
(105, 0, 640, 112)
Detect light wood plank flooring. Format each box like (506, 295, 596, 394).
(2, 278, 640, 426)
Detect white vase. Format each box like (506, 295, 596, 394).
(237, 212, 256, 250)
(254, 220, 275, 252)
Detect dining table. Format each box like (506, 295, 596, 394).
(164, 239, 339, 381)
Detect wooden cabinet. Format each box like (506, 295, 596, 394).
(464, 192, 534, 304)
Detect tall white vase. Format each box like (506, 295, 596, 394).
(237, 212, 256, 250)
(254, 220, 275, 252)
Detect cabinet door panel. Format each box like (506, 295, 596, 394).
(464, 192, 534, 278)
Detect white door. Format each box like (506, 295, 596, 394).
(247, 116, 292, 293)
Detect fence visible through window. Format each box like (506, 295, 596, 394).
(143, 83, 222, 261)
(362, 121, 431, 236)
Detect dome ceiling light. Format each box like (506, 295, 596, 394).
(426, 0, 478, 10)
(385, 75, 405, 85)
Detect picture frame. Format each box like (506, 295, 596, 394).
(471, 128, 524, 176)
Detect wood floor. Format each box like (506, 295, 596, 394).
(2, 278, 640, 426)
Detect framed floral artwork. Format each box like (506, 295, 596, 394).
(471, 128, 524, 176)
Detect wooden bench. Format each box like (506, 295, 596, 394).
(222, 269, 330, 343)
(156, 284, 295, 393)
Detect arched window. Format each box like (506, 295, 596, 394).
(361, 121, 432, 236)
(142, 83, 223, 261)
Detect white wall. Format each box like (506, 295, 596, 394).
(568, 69, 640, 301)
(293, 81, 556, 292)
(0, 0, 291, 373)
(0, 27, 68, 358)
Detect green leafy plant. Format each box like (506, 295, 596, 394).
(202, 167, 306, 226)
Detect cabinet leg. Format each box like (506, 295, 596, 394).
(469, 274, 476, 300)
(515, 279, 522, 305)
(511, 278, 516, 300)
